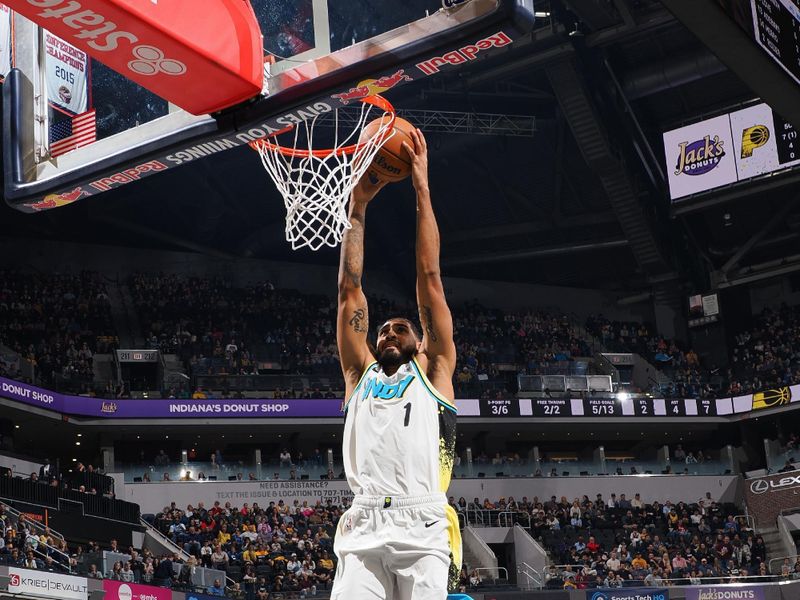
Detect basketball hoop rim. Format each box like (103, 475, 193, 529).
(247, 94, 396, 158)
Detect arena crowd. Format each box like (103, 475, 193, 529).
(0, 270, 799, 401)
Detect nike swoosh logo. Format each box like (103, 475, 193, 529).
(424, 521, 439, 528)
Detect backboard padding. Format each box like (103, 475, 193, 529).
(4, 0, 535, 212)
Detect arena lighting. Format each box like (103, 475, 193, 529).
(617, 392, 631, 402)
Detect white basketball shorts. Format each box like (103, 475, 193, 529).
(331, 493, 462, 600)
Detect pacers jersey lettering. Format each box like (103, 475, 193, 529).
(342, 358, 457, 497)
(361, 374, 414, 399)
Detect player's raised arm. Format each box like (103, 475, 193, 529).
(337, 177, 386, 393)
(403, 129, 457, 380)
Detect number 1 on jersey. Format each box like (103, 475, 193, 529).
(403, 402, 411, 426)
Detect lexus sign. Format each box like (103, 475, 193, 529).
(750, 474, 800, 494)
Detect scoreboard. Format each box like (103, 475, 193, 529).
(751, 0, 800, 89)
(470, 388, 800, 418)
(478, 397, 721, 418)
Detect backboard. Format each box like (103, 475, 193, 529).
(3, 0, 535, 212)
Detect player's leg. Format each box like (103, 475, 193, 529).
(390, 503, 462, 600)
(331, 552, 394, 600)
(393, 553, 450, 600)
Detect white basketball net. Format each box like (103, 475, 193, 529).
(250, 97, 395, 251)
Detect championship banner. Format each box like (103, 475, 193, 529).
(44, 31, 88, 114)
(103, 580, 171, 600)
(684, 585, 764, 600)
(8, 567, 88, 600)
(0, 3, 12, 81)
(586, 589, 669, 600)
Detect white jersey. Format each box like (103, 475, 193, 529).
(342, 357, 457, 497)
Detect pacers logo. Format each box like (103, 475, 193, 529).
(752, 386, 791, 410)
(741, 124, 770, 158)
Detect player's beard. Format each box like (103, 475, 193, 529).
(376, 343, 416, 371)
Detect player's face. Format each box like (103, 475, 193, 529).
(376, 319, 419, 367)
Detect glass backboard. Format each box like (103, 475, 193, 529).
(3, 0, 535, 212)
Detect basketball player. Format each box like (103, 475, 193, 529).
(331, 128, 460, 600)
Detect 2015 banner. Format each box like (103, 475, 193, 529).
(586, 589, 669, 600)
(44, 31, 88, 114)
(0, 3, 12, 81)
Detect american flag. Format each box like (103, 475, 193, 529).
(49, 109, 96, 157)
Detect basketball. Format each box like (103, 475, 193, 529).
(361, 116, 417, 182)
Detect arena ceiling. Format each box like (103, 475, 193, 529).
(2, 0, 800, 299)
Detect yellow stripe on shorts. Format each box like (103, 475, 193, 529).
(445, 504, 462, 570)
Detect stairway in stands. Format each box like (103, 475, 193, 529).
(107, 280, 144, 348)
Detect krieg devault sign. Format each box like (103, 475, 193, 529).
(8, 568, 88, 600)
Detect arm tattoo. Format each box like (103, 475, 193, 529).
(343, 216, 364, 288)
(349, 307, 368, 333)
(421, 305, 438, 342)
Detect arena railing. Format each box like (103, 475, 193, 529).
(517, 561, 544, 590)
(0, 475, 140, 524)
(122, 460, 338, 483)
(30, 542, 73, 573)
(475, 566, 509, 581)
(1, 501, 66, 543)
(543, 573, 792, 587)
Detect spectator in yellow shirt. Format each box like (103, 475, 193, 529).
(632, 554, 648, 570)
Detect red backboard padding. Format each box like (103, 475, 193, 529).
(8, 0, 263, 115)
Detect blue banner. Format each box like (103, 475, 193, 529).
(586, 589, 669, 600)
(186, 593, 230, 600)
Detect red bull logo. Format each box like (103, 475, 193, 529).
(332, 69, 412, 104)
(23, 187, 87, 212)
(415, 31, 512, 76)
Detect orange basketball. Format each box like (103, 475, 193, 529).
(360, 116, 416, 182)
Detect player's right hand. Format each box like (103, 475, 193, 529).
(402, 128, 429, 194)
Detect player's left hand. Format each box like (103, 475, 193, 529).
(402, 128, 429, 193)
(352, 170, 388, 205)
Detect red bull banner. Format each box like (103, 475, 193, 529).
(0, 3, 12, 81)
(44, 31, 88, 114)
